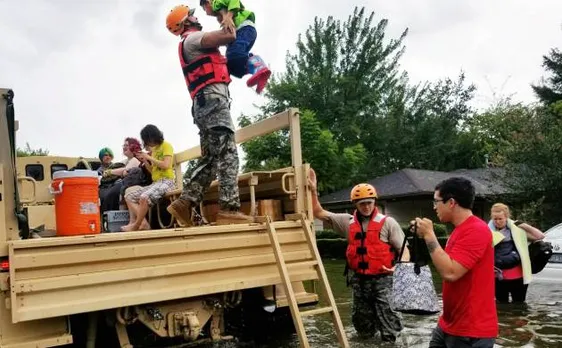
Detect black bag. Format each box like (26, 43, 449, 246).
(528, 240, 553, 274)
(391, 224, 440, 315)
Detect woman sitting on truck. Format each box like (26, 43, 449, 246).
(121, 125, 175, 231)
(99, 138, 143, 213)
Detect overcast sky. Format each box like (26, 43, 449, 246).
(1, 0, 561, 160)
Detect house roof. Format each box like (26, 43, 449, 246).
(319, 167, 508, 204)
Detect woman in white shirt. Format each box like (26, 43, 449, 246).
(104, 138, 142, 177)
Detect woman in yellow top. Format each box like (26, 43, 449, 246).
(489, 203, 544, 303)
(122, 125, 175, 231)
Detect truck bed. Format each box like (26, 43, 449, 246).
(8, 220, 318, 323)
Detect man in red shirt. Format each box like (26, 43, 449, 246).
(415, 177, 498, 347)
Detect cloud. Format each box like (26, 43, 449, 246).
(1, 0, 561, 161)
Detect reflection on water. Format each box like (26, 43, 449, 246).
(182, 259, 562, 347)
(265, 259, 562, 347)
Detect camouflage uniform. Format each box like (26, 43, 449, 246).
(326, 212, 406, 341)
(180, 88, 241, 210)
(350, 273, 403, 341)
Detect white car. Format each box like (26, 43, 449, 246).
(533, 223, 562, 282)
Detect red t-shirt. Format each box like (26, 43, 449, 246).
(438, 215, 498, 338)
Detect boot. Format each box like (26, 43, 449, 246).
(216, 210, 254, 225)
(246, 54, 271, 94)
(166, 198, 193, 227)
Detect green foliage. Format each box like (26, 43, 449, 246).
(467, 85, 562, 227)
(244, 7, 481, 194)
(400, 223, 450, 238)
(532, 48, 562, 105)
(502, 101, 562, 227)
(263, 7, 408, 146)
(366, 73, 477, 174)
(240, 109, 367, 193)
(316, 229, 344, 240)
(463, 100, 535, 167)
(16, 142, 49, 157)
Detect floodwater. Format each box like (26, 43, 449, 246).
(197, 259, 562, 348)
(298, 259, 562, 347)
(175, 259, 562, 348)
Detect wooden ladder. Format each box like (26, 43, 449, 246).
(264, 214, 349, 348)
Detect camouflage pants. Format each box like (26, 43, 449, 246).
(181, 92, 240, 210)
(350, 273, 403, 341)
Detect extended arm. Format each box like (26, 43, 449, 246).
(200, 29, 236, 48)
(308, 168, 331, 222)
(518, 223, 545, 241)
(416, 218, 469, 282)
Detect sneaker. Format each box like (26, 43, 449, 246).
(216, 210, 254, 225)
(167, 198, 193, 227)
(255, 69, 271, 94)
(246, 54, 270, 88)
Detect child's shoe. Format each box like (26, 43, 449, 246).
(246, 54, 271, 94)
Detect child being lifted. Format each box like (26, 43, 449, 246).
(200, 0, 271, 94)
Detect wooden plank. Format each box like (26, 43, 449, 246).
(9, 220, 322, 323)
(288, 109, 304, 216)
(300, 307, 333, 317)
(13, 250, 314, 293)
(13, 267, 317, 322)
(272, 293, 319, 308)
(174, 110, 291, 164)
(174, 163, 183, 190)
(16, 242, 312, 280)
(9, 220, 302, 249)
(12, 228, 309, 269)
(266, 217, 310, 348)
(300, 217, 349, 348)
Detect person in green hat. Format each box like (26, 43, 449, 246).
(97, 147, 114, 175)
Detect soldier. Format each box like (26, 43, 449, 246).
(165, 5, 252, 226)
(308, 168, 408, 342)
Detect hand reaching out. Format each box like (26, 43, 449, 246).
(308, 168, 318, 194)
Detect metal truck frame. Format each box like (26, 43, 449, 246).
(0, 88, 346, 348)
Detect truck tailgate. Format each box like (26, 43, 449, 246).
(8, 221, 318, 323)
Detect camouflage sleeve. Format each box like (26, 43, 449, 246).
(325, 212, 353, 238)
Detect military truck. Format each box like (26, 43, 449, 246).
(0, 88, 347, 348)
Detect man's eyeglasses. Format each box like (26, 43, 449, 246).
(433, 198, 450, 207)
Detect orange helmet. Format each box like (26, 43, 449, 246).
(350, 183, 377, 201)
(166, 5, 197, 36)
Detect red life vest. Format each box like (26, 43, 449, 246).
(346, 209, 395, 275)
(178, 31, 231, 99)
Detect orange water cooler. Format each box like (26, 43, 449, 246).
(50, 170, 101, 236)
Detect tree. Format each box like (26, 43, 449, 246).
(16, 142, 49, 157)
(240, 110, 367, 193)
(262, 7, 408, 147)
(532, 48, 562, 105)
(244, 7, 481, 193)
(503, 101, 562, 227)
(365, 73, 478, 173)
(470, 98, 562, 228)
(461, 99, 534, 168)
